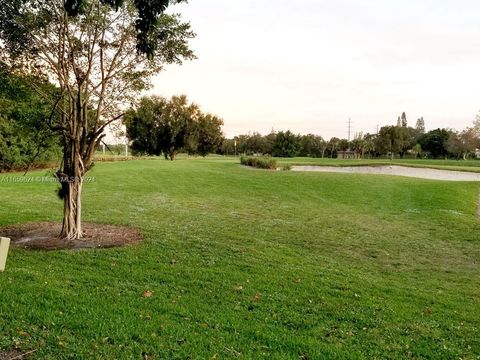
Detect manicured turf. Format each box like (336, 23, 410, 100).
(0, 158, 479, 359)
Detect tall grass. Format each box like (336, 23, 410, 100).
(240, 156, 277, 169)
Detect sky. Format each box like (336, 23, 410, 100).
(150, 0, 480, 140)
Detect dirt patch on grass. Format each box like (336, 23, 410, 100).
(0, 349, 31, 360)
(0, 222, 142, 251)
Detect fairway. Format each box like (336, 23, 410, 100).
(1, 158, 480, 359)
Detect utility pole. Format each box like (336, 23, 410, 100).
(348, 118, 352, 142)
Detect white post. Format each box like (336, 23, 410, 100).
(0, 237, 11, 272)
(125, 143, 128, 158)
(102, 143, 106, 155)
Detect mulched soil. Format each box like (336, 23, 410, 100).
(0, 349, 30, 360)
(0, 222, 142, 250)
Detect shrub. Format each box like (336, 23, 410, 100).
(240, 156, 277, 170)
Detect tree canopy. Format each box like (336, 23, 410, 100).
(446, 128, 478, 160)
(418, 128, 453, 159)
(271, 131, 300, 158)
(0, 0, 189, 58)
(125, 95, 224, 160)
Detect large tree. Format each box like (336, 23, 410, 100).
(298, 134, 325, 158)
(327, 137, 340, 158)
(238, 132, 270, 155)
(418, 128, 452, 159)
(0, 0, 194, 240)
(351, 133, 367, 158)
(415, 117, 426, 134)
(377, 125, 415, 159)
(271, 131, 300, 158)
(125, 95, 223, 159)
(377, 126, 398, 159)
(123, 96, 164, 156)
(446, 128, 478, 160)
(188, 113, 224, 157)
(400, 112, 407, 128)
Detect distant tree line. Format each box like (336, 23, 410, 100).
(3, 80, 480, 171)
(221, 113, 480, 159)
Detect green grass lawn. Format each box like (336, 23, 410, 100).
(1, 158, 479, 359)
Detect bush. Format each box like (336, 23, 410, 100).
(240, 156, 277, 170)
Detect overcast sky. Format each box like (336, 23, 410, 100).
(151, 0, 480, 140)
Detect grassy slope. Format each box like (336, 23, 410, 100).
(0, 158, 479, 359)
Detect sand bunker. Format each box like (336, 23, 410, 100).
(291, 165, 480, 181)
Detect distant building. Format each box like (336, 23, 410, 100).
(337, 150, 359, 159)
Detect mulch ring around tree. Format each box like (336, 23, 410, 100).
(0, 222, 143, 251)
(0, 349, 33, 360)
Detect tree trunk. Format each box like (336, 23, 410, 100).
(57, 107, 86, 241)
(60, 177, 83, 240)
